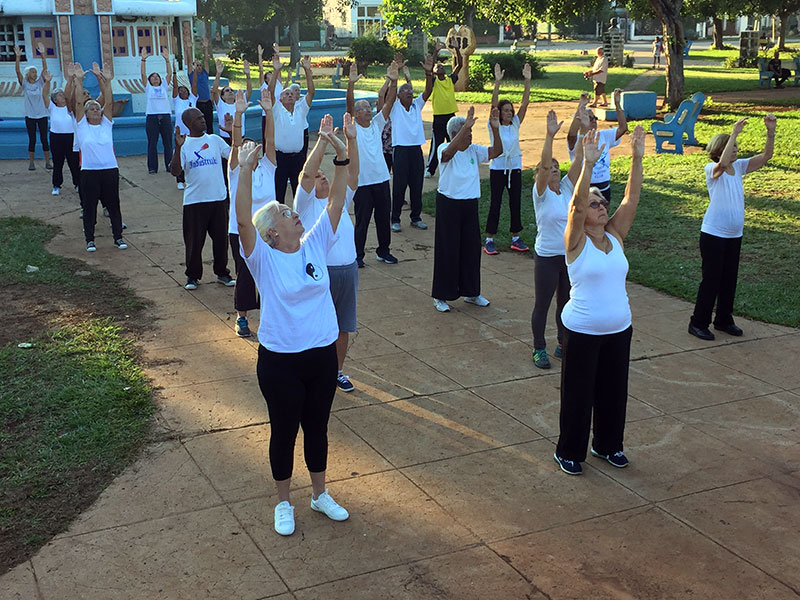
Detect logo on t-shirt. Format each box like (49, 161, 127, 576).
(305, 262, 323, 281)
(188, 143, 219, 169)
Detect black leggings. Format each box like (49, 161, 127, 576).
(26, 117, 50, 153)
(690, 232, 742, 330)
(486, 169, 523, 234)
(229, 233, 259, 312)
(256, 343, 338, 481)
(432, 193, 481, 301)
(50, 132, 80, 189)
(531, 252, 570, 350)
(556, 326, 632, 462)
(80, 168, 123, 243)
(275, 149, 307, 204)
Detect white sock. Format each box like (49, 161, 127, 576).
(512, 235, 520, 242)
(485, 237, 493, 243)
(338, 370, 343, 376)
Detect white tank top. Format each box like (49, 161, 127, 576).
(561, 232, 631, 335)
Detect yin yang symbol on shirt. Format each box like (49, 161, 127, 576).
(305, 261, 323, 281)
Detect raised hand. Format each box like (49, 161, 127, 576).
(494, 63, 504, 82)
(578, 104, 591, 130)
(522, 63, 532, 80)
(350, 72, 364, 85)
(258, 86, 272, 112)
(257, 44, 263, 58)
(13, 44, 22, 58)
(464, 105, 477, 129)
(732, 118, 748, 136)
(613, 88, 622, 106)
(271, 47, 282, 72)
(578, 92, 590, 107)
(65, 62, 75, 77)
(343, 112, 357, 140)
(161, 48, 169, 60)
(42, 70, 52, 83)
(36, 42, 45, 56)
(319, 113, 334, 137)
(582, 129, 606, 164)
(234, 89, 248, 114)
(224, 113, 233, 130)
(239, 140, 262, 171)
(392, 52, 404, 66)
(421, 54, 434, 74)
(631, 124, 645, 160)
(301, 55, 311, 70)
(91, 62, 102, 76)
(73, 62, 86, 79)
(489, 106, 500, 129)
(386, 62, 398, 81)
(215, 58, 224, 76)
(174, 126, 186, 148)
(402, 64, 411, 81)
(764, 113, 777, 134)
(193, 60, 202, 74)
(242, 59, 250, 77)
(141, 50, 150, 61)
(101, 63, 113, 81)
(546, 109, 563, 137)
(434, 38, 445, 52)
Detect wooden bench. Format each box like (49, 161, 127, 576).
(510, 39, 537, 52)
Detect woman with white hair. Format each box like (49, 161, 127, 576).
(212, 57, 252, 144)
(432, 107, 502, 312)
(42, 70, 80, 197)
(235, 114, 352, 537)
(141, 49, 174, 174)
(14, 43, 52, 171)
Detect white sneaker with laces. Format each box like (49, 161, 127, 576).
(274, 501, 295, 535)
(177, 182, 185, 190)
(52, 186, 60, 196)
(310, 489, 349, 521)
(464, 295, 490, 307)
(433, 298, 451, 312)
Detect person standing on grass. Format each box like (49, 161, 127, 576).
(42, 70, 80, 197)
(188, 38, 214, 134)
(15, 43, 52, 171)
(688, 114, 777, 341)
(235, 117, 352, 537)
(73, 62, 127, 252)
(483, 62, 532, 256)
(583, 47, 608, 108)
(554, 126, 645, 476)
(390, 54, 435, 232)
(171, 107, 235, 291)
(227, 89, 277, 338)
(141, 49, 173, 175)
(269, 45, 315, 203)
(257, 43, 283, 149)
(172, 61, 199, 190)
(566, 90, 628, 204)
(293, 115, 360, 393)
(432, 107, 503, 313)
(425, 39, 462, 178)
(346, 62, 399, 268)
(212, 58, 252, 145)
(652, 36, 663, 70)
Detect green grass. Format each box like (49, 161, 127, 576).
(685, 47, 739, 63)
(646, 64, 796, 96)
(422, 103, 800, 326)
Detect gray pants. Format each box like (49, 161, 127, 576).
(531, 252, 570, 350)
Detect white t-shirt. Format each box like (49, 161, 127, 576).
(228, 156, 277, 235)
(272, 98, 310, 153)
(179, 134, 230, 205)
(174, 93, 197, 136)
(356, 112, 391, 186)
(216, 99, 237, 140)
(49, 104, 75, 134)
(76, 116, 118, 170)
(260, 80, 283, 116)
(568, 128, 621, 184)
(294, 185, 357, 267)
(23, 77, 47, 119)
(437, 143, 489, 200)
(701, 158, 750, 239)
(489, 114, 522, 171)
(390, 95, 426, 147)
(71, 115, 79, 151)
(242, 211, 340, 353)
(145, 81, 172, 115)
(592, 55, 608, 84)
(532, 175, 574, 257)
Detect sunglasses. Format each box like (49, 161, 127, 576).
(589, 200, 609, 209)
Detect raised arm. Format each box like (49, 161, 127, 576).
(421, 55, 434, 101)
(565, 131, 605, 260)
(258, 87, 276, 164)
(301, 56, 314, 106)
(72, 63, 87, 122)
(607, 125, 645, 241)
(94, 63, 114, 121)
(746, 114, 776, 173)
(487, 107, 502, 160)
(613, 88, 628, 140)
(170, 125, 185, 176)
(13, 45, 23, 84)
(41, 70, 52, 108)
(441, 106, 476, 164)
(64, 65, 75, 112)
(268, 45, 281, 104)
(567, 93, 590, 152)
(321, 115, 350, 234)
(491, 63, 504, 110)
(381, 63, 399, 120)
(36, 42, 48, 74)
(211, 58, 223, 104)
(298, 117, 330, 195)
(172, 61, 179, 98)
(257, 44, 264, 88)
(140, 50, 149, 87)
(712, 118, 747, 178)
(236, 141, 261, 257)
(243, 59, 253, 100)
(202, 37, 210, 74)
(536, 110, 563, 196)
(343, 112, 359, 189)
(517, 63, 532, 123)
(346, 72, 362, 116)
(231, 90, 247, 153)
(565, 107, 587, 185)
(190, 61, 199, 97)
(163, 50, 173, 91)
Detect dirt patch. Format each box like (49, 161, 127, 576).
(707, 89, 800, 109)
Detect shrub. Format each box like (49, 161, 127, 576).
(723, 56, 757, 69)
(467, 55, 492, 91)
(348, 35, 394, 74)
(480, 51, 545, 79)
(387, 33, 425, 67)
(623, 53, 635, 68)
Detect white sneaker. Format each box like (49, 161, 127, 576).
(274, 501, 295, 535)
(177, 182, 185, 190)
(433, 298, 451, 312)
(52, 186, 60, 196)
(464, 295, 490, 307)
(310, 489, 349, 521)
(424, 171, 433, 178)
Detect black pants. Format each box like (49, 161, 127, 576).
(690, 232, 742, 330)
(26, 116, 49, 153)
(426, 113, 453, 176)
(354, 180, 391, 261)
(50, 132, 80, 189)
(391, 145, 423, 223)
(531, 252, 570, 350)
(145, 113, 173, 173)
(432, 193, 480, 300)
(81, 168, 123, 243)
(196, 99, 214, 134)
(275, 149, 307, 204)
(229, 233, 259, 312)
(556, 326, 632, 462)
(486, 169, 523, 234)
(182, 201, 231, 280)
(773, 69, 790, 87)
(257, 343, 338, 481)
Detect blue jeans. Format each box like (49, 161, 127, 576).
(145, 113, 173, 173)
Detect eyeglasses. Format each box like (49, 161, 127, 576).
(589, 200, 609, 209)
(278, 207, 294, 219)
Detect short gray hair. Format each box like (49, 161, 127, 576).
(446, 116, 466, 140)
(252, 200, 279, 247)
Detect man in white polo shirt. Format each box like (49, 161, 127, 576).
(346, 62, 399, 267)
(269, 46, 314, 203)
(390, 54, 434, 232)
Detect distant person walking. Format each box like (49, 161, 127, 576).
(652, 36, 663, 69)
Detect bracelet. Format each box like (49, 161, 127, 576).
(332, 157, 350, 166)
(233, 124, 242, 128)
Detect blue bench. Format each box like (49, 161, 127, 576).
(794, 57, 800, 86)
(757, 58, 774, 88)
(683, 40, 693, 58)
(618, 91, 657, 119)
(651, 92, 705, 154)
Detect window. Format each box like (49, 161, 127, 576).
(30, 28, 57, 58)
(356, 6, 384, 36)
(137, 27, 153, 55)
(112, 26, 129, 56)
(0, 19, 25, 62)
(157, 26, 169, 54)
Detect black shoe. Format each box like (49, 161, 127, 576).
(688, 324, 715, 341)
(356, 258, 365, 268)
(376, 253, 398, 264)
(714, 323, 743, 336)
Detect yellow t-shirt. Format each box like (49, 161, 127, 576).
(431, 74, 458, 115)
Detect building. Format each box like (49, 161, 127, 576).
(322, 0, 385, 39)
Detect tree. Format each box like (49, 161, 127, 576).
(685, 0, 747, 49)
(747, 0, 800, 49)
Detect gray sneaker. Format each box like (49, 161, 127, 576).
(410, 220, 428, 230)
(391, 222, 402, 233)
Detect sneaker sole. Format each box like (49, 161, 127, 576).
(553, 453, 582, 475)
(375, 257, 397, 264)
(337, 384, 355, 393)
(483, 248, 499, 255)
(236, 330, 252, 338)
(533, 360, 551, 369)
(510, 246, 529, 252)
(590, 448, 629, 468)
(310, 503, 349, 521)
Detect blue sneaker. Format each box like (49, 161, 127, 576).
(483, 240, 499, 255)
(554, 453, 582, 475)
(376, 253, 398, 264)
(510, 238, 529, 252)
(590, 448, 629, 468)
(235, 316, 251, 337)
(554, 344, 563, 358)
(532, 348, 551, 369)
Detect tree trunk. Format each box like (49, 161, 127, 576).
(778, 12, 788, 50)
(465, 6, 475, 31)
(651, 0, 685, 110)
(290, 14, 300, 67)
(712, 16, 724, 50)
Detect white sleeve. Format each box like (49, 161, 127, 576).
(734, 158, 750, 176)
(215, 135, 231, 158)
(294, 186, 315, 217)
(474, 145, 490, 164)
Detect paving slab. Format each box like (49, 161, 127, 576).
(2, 561, 39, 600)
(700, 334, 800, 390)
